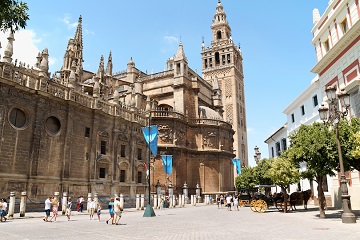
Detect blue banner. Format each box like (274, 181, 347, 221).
(232, 158, 241, 175)
(142, 125, 158, 157)
(161, 155, 173, 174)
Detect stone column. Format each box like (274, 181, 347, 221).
(19, 192, 27, 217)
(94, 193, 98, 202)
(168, 183, 173, 208)
(182, 182, 188, 204)
(86, 193, 92, 213)
(8, 192, 16, 218)
(62, 192, 68, 215)
(135, 194, 140, 210)
(140, 194, 145, 210)
(120, 194, 124, 209)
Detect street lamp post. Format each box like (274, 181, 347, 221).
(318, 86, 356, 223)
(254, 146, 261, 165)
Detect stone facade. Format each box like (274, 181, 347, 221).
(0, 1, 241, 200)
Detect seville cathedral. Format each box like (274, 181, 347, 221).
(0, 1, 247, 200)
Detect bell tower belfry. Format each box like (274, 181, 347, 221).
(201, 0, 248, 166)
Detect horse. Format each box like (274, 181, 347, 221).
(290, 189, 312, 210)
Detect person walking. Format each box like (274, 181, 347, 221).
(88, 198, 96, 220)
(226, 194, 233, 211)
(0, 198, 7, 222)
(96, 201, 101, 221)
(49, 197, 59, 222)
(113, 197, 123, 225)
(106, 198, 115, 225)
(65, 197, 72, 221)
(233, 195, 239, 211)
(43, 196, 52, 222)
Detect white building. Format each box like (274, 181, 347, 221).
(265, 0, 360, 210)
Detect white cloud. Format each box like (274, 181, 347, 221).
(164, 36, 178, 43)
(0, 30, 41, 68)
(62, 15, 78, 29)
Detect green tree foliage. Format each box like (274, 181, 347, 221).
(235, 166, 257, 191)
(0, 0, 29, 32)
(266, 156, 300, 213)
(286, 122, 338, 218)
(338, 118, 360, 171)
(255, 158, 273, 186)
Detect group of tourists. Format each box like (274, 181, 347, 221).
(216, 194, 240, 211)
(42, 195, 122, 224)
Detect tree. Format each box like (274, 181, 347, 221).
(338, 118, 360, 171)
(0, 0, 29, 32)
(286, 122, 338, 218)
(254, 158, 274, 195)
(235, 166, 257, 194)
(266, 156, 300, 213)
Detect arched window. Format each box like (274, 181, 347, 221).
(217, 31, 222, 40)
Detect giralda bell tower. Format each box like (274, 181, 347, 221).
(201, 0, 248, 166)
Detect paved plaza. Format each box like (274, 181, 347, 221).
(1, 204, 359, 240)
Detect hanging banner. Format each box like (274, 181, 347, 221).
(141, 125, 158, 157)
(232, 158, 241, 175)
(161, 155, 173, 174)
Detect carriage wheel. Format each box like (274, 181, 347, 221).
(250, 200, 257, 212)
(257, 200, 268, 213)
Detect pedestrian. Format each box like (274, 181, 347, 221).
(226, 194, 232, 211)
(0, 198, 7, 222)
(217, 196, 220, 208)
(160, 197, 164, 210)
(88, 198, 96, 220)
(79, 196, 84, 212)
(49, 197, 59, 222)
(65, 197, 72, 221)
(114, 197, 123, 225)
(233, 195, 239, 211)
(209, 196, 213, 204)
(43, 196, 52, 222)
(106, 198, 115, 224)
(96, 201, 101, 221)
(220, 195, 224, 208)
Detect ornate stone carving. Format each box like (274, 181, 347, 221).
(158, 124, 173, 143)
(203, 131, 217, 147)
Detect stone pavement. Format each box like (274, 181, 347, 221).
(1, 204, 359, 240)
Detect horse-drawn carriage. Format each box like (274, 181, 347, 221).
(239, 189, 312, 213)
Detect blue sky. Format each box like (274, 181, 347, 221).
(0, 0, 329, 166)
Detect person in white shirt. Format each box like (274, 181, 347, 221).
(113, 197, 123, 225)
(0, 198, 7, 222)
(226, 195, 233, 211)
(43, 196, 52, 222)
(88, 198, 96, 220)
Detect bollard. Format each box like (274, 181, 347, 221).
(120, 194, 124, 209)
(178, 195, 182, 208)
(169, 195, 173, 208)
(135, 194, 140, 210)
(190, 195, 193, 205)
(182, 194, 185, 207)
(62, 192, 68, 215)
(140, 194, 145, 210)
(8, 192, 15, 218)
(19, 192, 27, 217)
(194, 195, 197, 206)
(182, 182, 188, 204)
(153, 194, 158, 209)
(157, 194, 162, 209)
(86, 193, 92, 213)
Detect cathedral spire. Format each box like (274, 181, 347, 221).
(174, 41, 187, 62)
(211, 0, 231, 43)
(105, 51, 112, 76)
(3, 32, 15, 63)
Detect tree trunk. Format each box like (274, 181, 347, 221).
(282, 186, 288, 213)
(317, 176, 326, 218)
